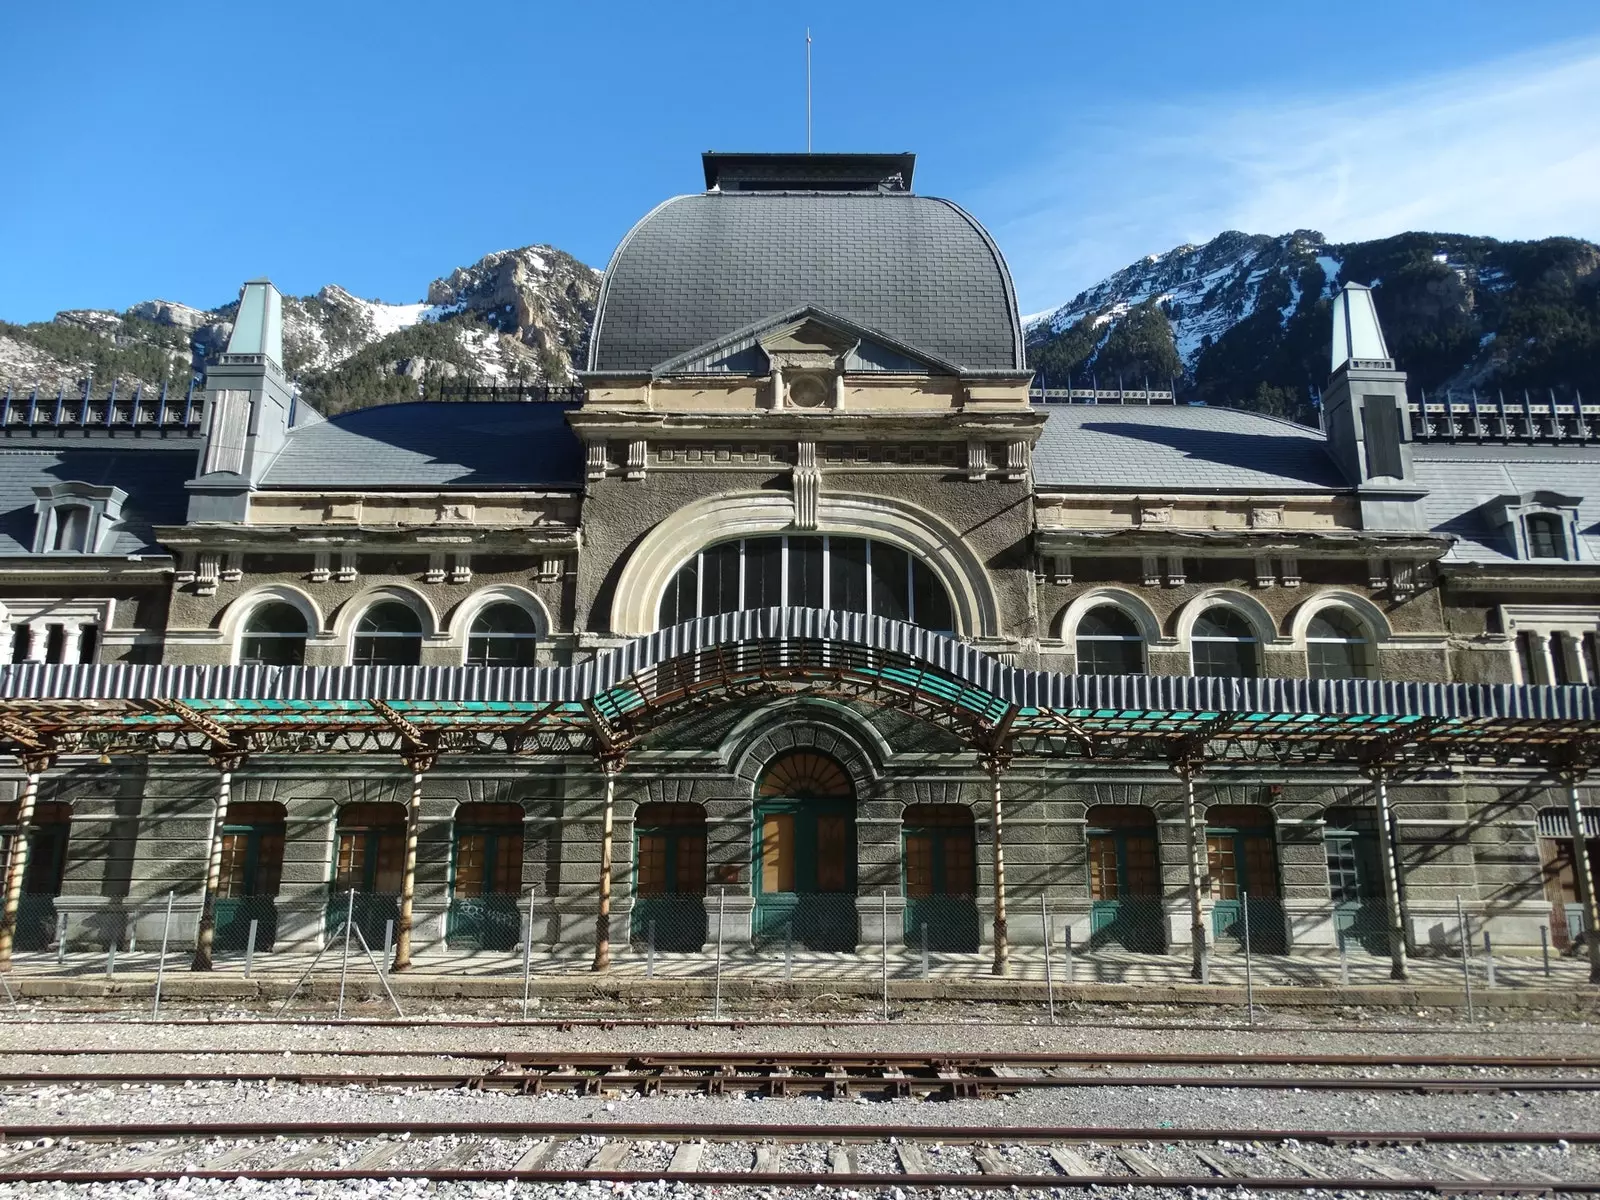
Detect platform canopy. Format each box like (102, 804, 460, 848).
(0, 610, 1594, 773)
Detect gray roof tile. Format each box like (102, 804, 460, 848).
(1414, 445, 1600, 563)
(0, 446, 196, 555)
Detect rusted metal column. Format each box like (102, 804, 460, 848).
(0, 758, 48, 971)
(1565, 779, 1600, 985)
(592, 759, 621, 973)
(192, 757, 243, 971)
(1371, 771, 1410, 981)
(392, 763, 429, 972)
(1182, 765, 1208, 980)
(989, 759, 1008, 978)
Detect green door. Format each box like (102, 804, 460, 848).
(631, 804, 707, 951)
(1207, 815, 1287, 953)
(215, 817, 284, 955)
(1086, 808, 1164, 952)
(329, 805, 404, 950)
(1324, 817, 1386, 954)
(902, 806, 977, 951)
(447, 807, 524, 951)
(14, 818, 69, 952)
(753, 799, 857, 950)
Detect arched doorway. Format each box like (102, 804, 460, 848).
(1086, 805, 1164, 952)
(448, 803, 524, 951)
(753, 750, 857, 951)
(215, 802, 286, 955)
(1206, 804, 1286, 953)
(632, 803, 707, 952)
(902, 804, 977, 951)
(0, 801, 70, 952)
(330, 802, 405, 950)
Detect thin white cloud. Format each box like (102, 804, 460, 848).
(987, 42, 1600, 317)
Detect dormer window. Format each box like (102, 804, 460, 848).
(30, 482, 127, 556)
(1525, 513, 1569, 561)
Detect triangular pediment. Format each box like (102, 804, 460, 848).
(650, 305, 955, 377)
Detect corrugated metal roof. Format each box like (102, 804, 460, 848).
(1032, 404, 1346, 492)
(259, 402, 583, 490)
(588, 192, 1024, 373)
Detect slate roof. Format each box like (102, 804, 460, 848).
(1032, 404, 1347, 492)
(0, 445, 197, 555)
(1414, 444, 1600, 563)
(588, 192, 1024, 373)
(259, 403, 583, 489)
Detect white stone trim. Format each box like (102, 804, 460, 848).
(442, 585, 553, 658)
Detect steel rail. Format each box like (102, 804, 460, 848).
(2, 1069, 1596, 1096)
(5, 1047, 1599, 1069)
(3, 1119, 1597, 1144)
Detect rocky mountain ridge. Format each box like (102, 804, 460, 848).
(0, 245, 599, 417)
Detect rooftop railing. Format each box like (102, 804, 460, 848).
(0, 377, 203, 434)
(1410, 389, 1596, 445)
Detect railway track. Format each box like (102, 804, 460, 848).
(0, 1120, 1593, 1192)
(0, 1049, 1596, 1098)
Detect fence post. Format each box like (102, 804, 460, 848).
(784, 921, 792, 984)
(1241, 889, 1254, 1027)
(920, 922, 929, 980)
(382, 920, 394, 976)
(1482, 930, 1496, 988)
(1338, 928, 1350, 987)
(54, 912, 66, 966)
(1062, 924, 1073, 986)
(520, 888, 534, 1019)
(880, 890, 889, 1023)
(646, 920, 656, 979)
(1541, 925, 1552, 978)
(1456, 895, 1474, 1022)
(1041, 895, 1055, 1026)
(336, 888, 355, 1021)
(152, 891, 174, 1017)
(105, 944, 116, 979)
(712, 887, 725, 1021)
(244, 919, 259, 981)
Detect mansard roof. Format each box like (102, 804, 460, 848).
(1032, 403, 1347, 492)
(588, 191, 1025, 374)
(258, 402, 583, 490)
(1415, 443, 1600, 564)
(0, 445, 195, 555)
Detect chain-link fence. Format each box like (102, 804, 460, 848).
(446, 895, 522, 952)
(323, 891, 400, 954)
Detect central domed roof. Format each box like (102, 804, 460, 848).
(587, 157, 1025, 375)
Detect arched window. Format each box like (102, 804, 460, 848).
(658, 535, 955, 633)
(1191, 607, 1260, 678)
(51, 505, 90, 553)
(466, 603, 538, 666)
(1075, 606, 1145, 675)
(1526, 513, 1569, 560)
(1306, 609, 1374, 680)
(352, 601, 423, 667)
(240, 602, 309, 667)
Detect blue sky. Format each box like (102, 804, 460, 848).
(3, 1, 1598, 322)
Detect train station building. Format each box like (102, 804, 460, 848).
(0, 150, 1596, 981)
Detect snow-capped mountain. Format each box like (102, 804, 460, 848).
(0, 245, 599, 416)
(1026, 229, 1600, 417)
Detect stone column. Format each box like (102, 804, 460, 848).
(191, 757, 241, 970)
(1182, 767, 1208, 980)
(19, 625, 44, 664)
(1371, 772, 1409, 981)
(1565, 781, 1600, 985)
(393, 764, 429, 971)
(0, 758, 49, 970)
(989, 760, 1008, 977)
(592, 760, 620, 972)
(58, 623, 83, 666)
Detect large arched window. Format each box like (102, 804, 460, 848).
(658, 535, 954, 633)
(352, 601, 423, 666)
(240, 602, 309, 667)
(1191, 607, 1260, 678)
(466, 603, 538, 666)
(1306, 609, 1374, 680)
(1075, 606, 1145, 675)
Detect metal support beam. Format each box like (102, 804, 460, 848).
(989, 758, 1008, 978)
(591, 759, 621, 973)
(392, 765, 428, 972)
(191, 756, 244, 970)
(0, 757, 49, 971)
(1371, 771, 1409, 981)
(1181, 764, 1207, 981)
(1566, 780, 1600, 985)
